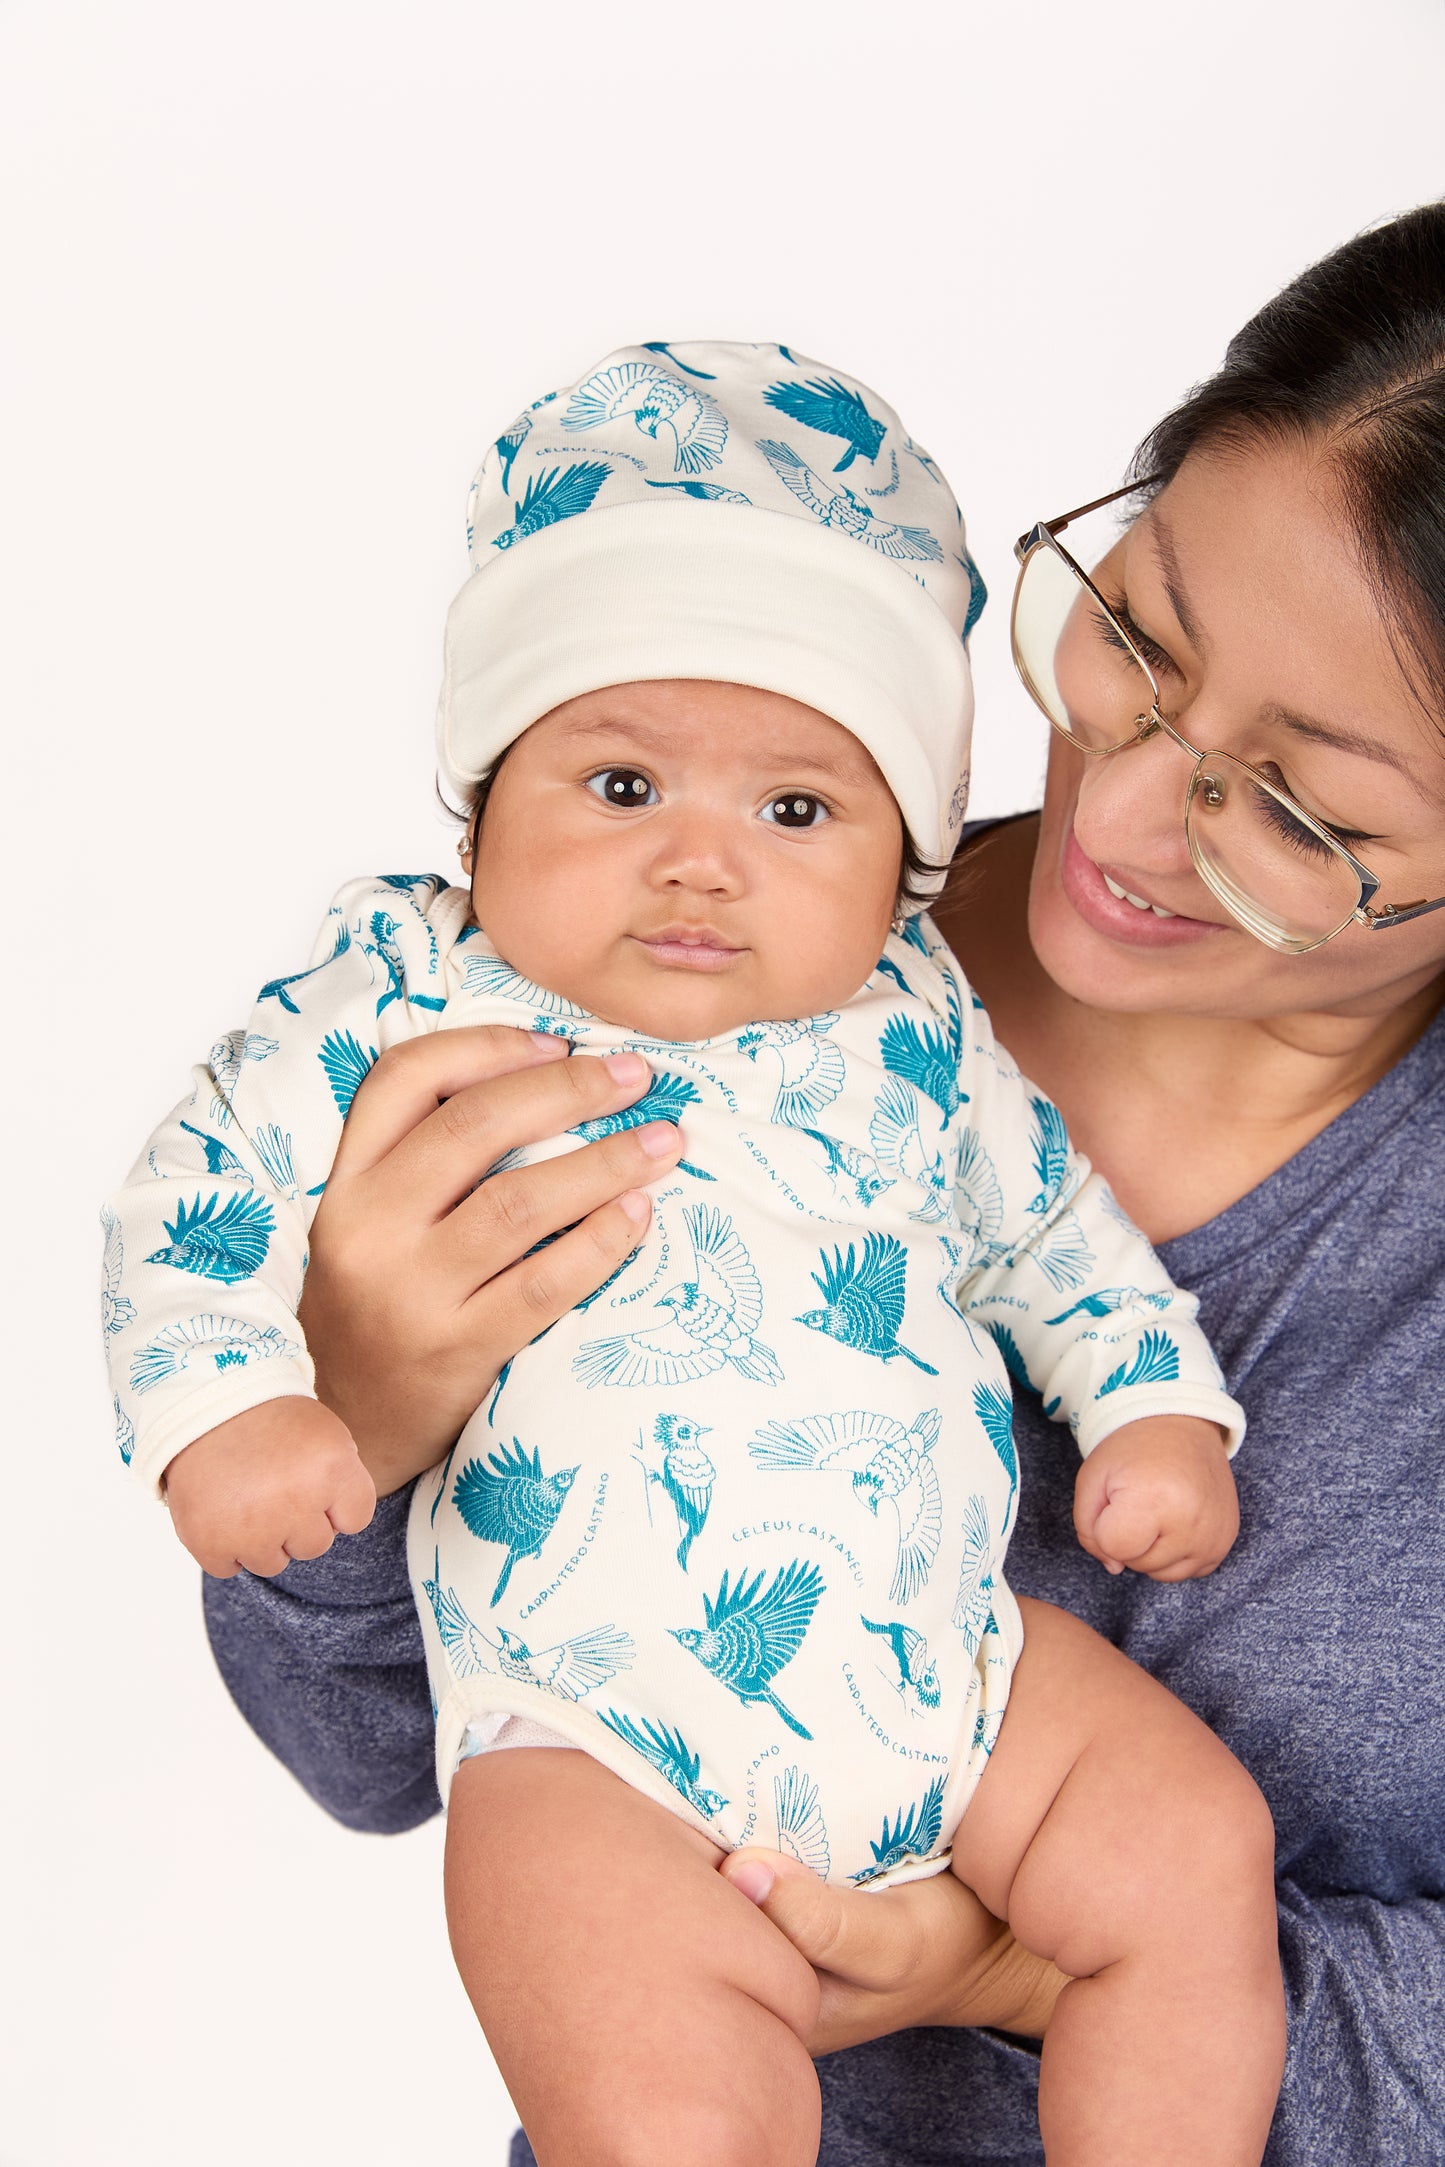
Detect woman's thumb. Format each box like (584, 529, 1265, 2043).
(721, 1848, 851, 1970)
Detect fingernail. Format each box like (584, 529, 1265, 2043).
(618, 1190, 650, 1227)
(529, 1032, 570, 1057)
(604, 1052, 648, 1085)
(637, 1121, 681, 1158)
(729, 1861, 774, 1905)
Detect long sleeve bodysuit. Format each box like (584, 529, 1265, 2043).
(103, 873, 1241, 1888)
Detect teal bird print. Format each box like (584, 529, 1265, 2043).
(796, 1234, 939, 1376)
(451, 1438, 579, 1607)
(113, 1393, 135, 1467)
(599, 1710, 728, 1819)
(737, 1017, 845, 1126)
(493, 461, 613, 550)
(961, 551, 988, 637)
(762, 375, 887, 471)
(360, 910, 445, 1017)
(878, 987, 965, 1125)
(644, 479, 750, 503)
(460, 952, 588, 1019)
(492, 1621, 634, 1700)
(758, 441, 944, 562)
(570, 1071, 698, 1142)
(378, 873, 448, 900)
(208, 1031, 279, 1116)
(951, 1491, 995, 1657)
(1096, 1329, 1180, 1398)
(318, 1029, 378, 1116)
(849, 1775, 946, 1884)
(902, 435, 944, 484)
(984, 1320, 1030, 1387)
(1025, 1212, 1096, 1294)
(973, 1380, 1018, 1534)
(864, 448, 901, 498)
(130, 1313, 299, 1394)
(145, 1190, 274, 1284)
(955, 1129, 1007, 1270)
(867, 1074, 951, 1221)
(178, 1121, 250, 1179)
(563, 363, 728, 473)
(1046, 1285, 1172, 1327)
(670, 1559, 823, 1741)
(574, 1205, 782, 1389)
(775, 1766, 830, 1879)
(862, 1614, 942, 1714)
(1026, 1094, 1072, 1214)
(798, 1129, 887, 1209)
(494, 411, 532, 493)
(99, 1208, 136, 1337)
(639, 1413, 715, 1569)
(748, 1407, 941, 1606)
(256, 919, 351, 1016)
(641, 342, 718, 380)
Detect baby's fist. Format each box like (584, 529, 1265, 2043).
(1073, 1415, 1239, 1581)
(163, 1398, 376, 1579)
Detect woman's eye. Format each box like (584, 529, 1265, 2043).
(586, 768, 657, 807)
(1096, 593, 1177, 678)
(761, 793, 830, 830)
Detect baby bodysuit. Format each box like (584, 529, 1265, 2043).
(103, 874, 1241, 1886)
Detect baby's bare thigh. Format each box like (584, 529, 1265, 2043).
(949, 1598, 1274, 1975)
(446, 1748, 821, 2167)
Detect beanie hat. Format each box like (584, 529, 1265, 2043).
(436, 340, 985, 878)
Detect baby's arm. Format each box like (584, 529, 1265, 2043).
(939, 942, 1243, 1577)
(101, 875, 464, 1568)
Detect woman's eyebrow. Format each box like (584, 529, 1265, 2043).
(1262, 703, 1425, 786)
(1142, 513, 1207, 654)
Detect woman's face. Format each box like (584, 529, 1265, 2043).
(1029, 435, 1445, 1023)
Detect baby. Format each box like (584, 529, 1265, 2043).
(103, 344, 1284, 2165)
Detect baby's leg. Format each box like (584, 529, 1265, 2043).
(445, 1748, 822, 2167)
(951, 1599, 1284, 2167)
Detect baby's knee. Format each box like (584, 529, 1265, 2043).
(567, 2059, 820, 2167)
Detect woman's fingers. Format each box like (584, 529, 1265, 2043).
(332, 1025, 571, 1177)
(457, 1191, 654, 1346)
(720, 1850, 915, 1990)
(342, 1040, 658, 1220)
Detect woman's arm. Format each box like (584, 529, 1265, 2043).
(202, 1026, 683, 1824)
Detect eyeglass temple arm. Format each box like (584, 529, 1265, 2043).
(1014, 476, 1163, 559)
(1363, 893, 1445, 930)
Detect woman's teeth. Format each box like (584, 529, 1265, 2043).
(1102, 872, 1177, 920)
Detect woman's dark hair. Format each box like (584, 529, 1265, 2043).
(1130, 201, 1445, 712)
(448, 740, 952, 911)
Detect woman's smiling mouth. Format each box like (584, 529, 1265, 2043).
(1060, 826, 1224, 947)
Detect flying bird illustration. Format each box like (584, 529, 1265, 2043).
(638, 1412, 715, 1568)
(450, 1438, 579, 1607)
(1026, 1095, 1072, 1214)
(762, 375, 886, 471)
(460, 952, 588, 1019)
(670, 1558, 823, 1740)
(569, 1071, 697, 1142)
(421, 1560, 633, 1698)
(1021, 1211, 1096, 1293)
(758, 441, 943, 562)
(951, 1491, 995, 1657)
(644, 478, 749, 502)
(113, 1394, 135, 1467)
(877, 983, 965, 1125)
(493, 411, 532, 493)
(129, 1313, 299, 1394)
(563, 363, 728, 473)
(775, 1766, 830, 1878)
(177, 1121, 250, 1179)
(640, 342, 718, 380)
(796, 1234, 938, 1376)
(358, 910, 445, 1017)
(737, 1016, 845, 1126)
(599, 1709, 728, 1819)
(144, 1190, 274, 1284)
(574, 1205, 782, 1389)
(1045, 1285, 1172, 1327)
(973, 1380, 1018, 1534)
(862, 1614, 942, 1714)
(849, 1775, 947, 1884)
(318, 1029, 378, 1116)
(256, 920, 351, 1016)
(493, 461, 612, 550)
(867, 1073, 951, 1220)
(99, 1208, 136, 1337)
(208, 1032, 279, 1111)
(748, 1406, 941, 1606)
(797, 1128, 887, 1209)
(1096, 1329, 1180, 1399)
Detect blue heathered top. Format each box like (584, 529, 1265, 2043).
(201, 954, 1445, 2167)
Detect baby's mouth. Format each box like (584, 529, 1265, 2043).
(635, 926, 747, 971)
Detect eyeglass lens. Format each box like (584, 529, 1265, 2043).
(1012, 540, 1363, 950)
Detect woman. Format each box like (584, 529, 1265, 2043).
(203, 205, 1445, 2162)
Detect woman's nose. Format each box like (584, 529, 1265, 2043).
(1070, 725, 1200, 878)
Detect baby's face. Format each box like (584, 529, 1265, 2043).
(468, 681, 904, 1040)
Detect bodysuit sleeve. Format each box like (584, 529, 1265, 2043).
(946, 960, 1245, 1457)
(100, 874, 469, 1498)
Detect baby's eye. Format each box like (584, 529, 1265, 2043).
(761, 793, 830, 830)
(586, 767, 657, 807)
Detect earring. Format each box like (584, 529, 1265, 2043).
(457, 834, 472, 862)
(891, 909, 907, 934)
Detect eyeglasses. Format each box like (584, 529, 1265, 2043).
(1011, 480, 1445, 954)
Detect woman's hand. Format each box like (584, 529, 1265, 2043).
(720, 1850, 1071, 2055)
(298, 1027, 683, 1493)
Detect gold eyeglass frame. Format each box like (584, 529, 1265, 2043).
(1012, 479, 1445, 954)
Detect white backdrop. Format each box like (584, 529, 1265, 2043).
(5, 3, 1444, 2159)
